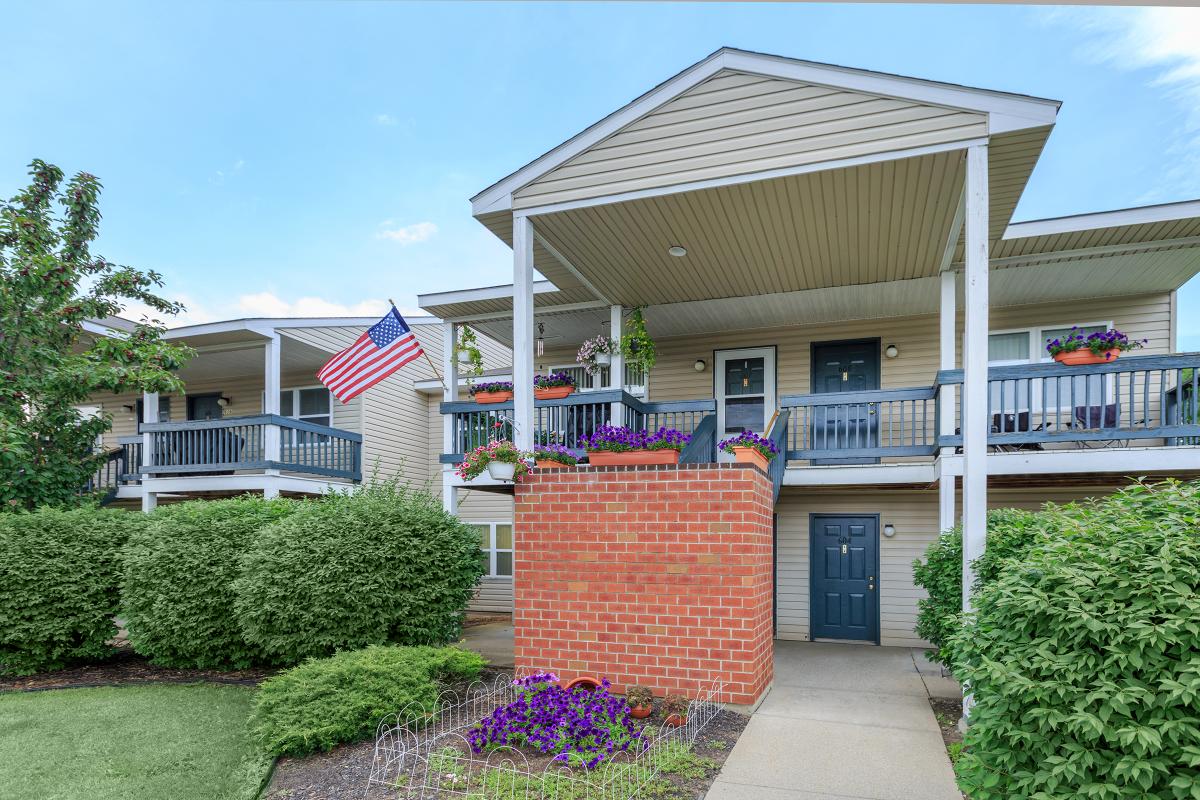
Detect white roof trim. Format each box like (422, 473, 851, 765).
(162, 315, 438, 340)
(472, 47, 1059, 216)
(1004, 199, 1200, 240)
(418, 280, 558, 309)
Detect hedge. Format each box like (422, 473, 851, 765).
(250, 645, 485, 756)
(234, 485, 485, 664)
(121, 496, 299, 669)
(950, 481, 1200, 799)
(912, 507, 1045, 669)
(0, 506, 148, 675)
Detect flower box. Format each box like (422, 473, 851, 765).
(1053, 349, 1121, 366)
(588, 449, 680, 466)
(534, 385, 576, 400)
(475, 391, 512, 404)
(731, 445, 770, 471)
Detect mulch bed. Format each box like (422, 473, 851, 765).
(265, 704, 749, 800)
(929, 696, 964, 751)
(0, 649, 277, 693)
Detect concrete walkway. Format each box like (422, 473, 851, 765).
(458, 616, 514, 668)
(706, 641, 961, 800)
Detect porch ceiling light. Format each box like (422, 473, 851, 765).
(667, 245, 687, 257)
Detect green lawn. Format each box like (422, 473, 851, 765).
(0, 684, 270, 800)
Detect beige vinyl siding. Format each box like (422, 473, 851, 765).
(776, 485, 1124, 646)
(514, 69, 988, 210)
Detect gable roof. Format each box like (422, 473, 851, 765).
(472, 47, 1060, 217)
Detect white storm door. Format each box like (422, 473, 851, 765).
(714, 347, 776, 462)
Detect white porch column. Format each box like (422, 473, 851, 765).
(512, 215, 536, 451)
(140, 391, 157, 512)
(938, 268, 958, 533)
(962, 144, 990, 611)
(608, 305, 625, 427)
(263, 333, 282, 487)
(442, 321, 459, 515)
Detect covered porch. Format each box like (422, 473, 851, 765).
(88, 320, 363, 508)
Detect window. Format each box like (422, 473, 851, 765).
(471, 522, 513, 578)
(278, 387, 332, 427)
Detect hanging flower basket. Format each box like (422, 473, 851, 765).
(595, 352, 612, 366)
(457, 440, 531, 483)
(487, 461, 517, 481)
(581, 426, 689, 467)
(472, 381, 514, 405)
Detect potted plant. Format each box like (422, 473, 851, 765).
(719, 430, 779, 471)
(533, 444, 578, 469)
(454, 325, 485, 376)
(662, 694, 688, 727)
(534, 371, 576, 400)
(457, 440, 531, 483)
(470, 380, 514, 405)
(620, 307, 657, 374)
(1045, 328, 1147, 366)
(626, 685, 654, 720)
(581, 425, 690, 466)
(577, 335, 618, 375)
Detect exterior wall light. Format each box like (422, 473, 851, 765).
(884, 344, 899, 359)
(217, 396, 232, 407)
(694, 359, 706, 372)
(668, 245, 687, 257)
(883, 523, 896, 538)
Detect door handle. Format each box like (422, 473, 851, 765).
(868, 575, 875, 591)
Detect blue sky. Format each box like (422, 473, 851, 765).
(3, 3, 1199, 347)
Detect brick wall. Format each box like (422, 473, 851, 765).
(513, 463, 774, 706)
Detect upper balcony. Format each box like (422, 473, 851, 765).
(438, 351, 1200, 488)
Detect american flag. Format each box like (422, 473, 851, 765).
(317, 308, 425, 402)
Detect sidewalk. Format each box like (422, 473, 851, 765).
(706, 641, 961, 800)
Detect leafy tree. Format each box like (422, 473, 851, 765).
(0, 159, 192, 509)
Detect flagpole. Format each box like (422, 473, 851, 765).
(390, 298, 447, 392)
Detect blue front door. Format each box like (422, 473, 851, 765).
(811, 515, 879, 642)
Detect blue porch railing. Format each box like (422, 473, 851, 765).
(937, 353, 1200, 448)
(439, 391, 717, 463)
(139, 415, 362, 481)
(779, 386, 939, 461)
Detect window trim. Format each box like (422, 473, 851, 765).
(471, 521, 514, 580)
(988, 320, 1113, 366)
(273, 384, 335, 427)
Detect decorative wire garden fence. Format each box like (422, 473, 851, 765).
(366, 672, 726, 799)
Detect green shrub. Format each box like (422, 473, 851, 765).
(234, 485, 485, 664)
(951, 481, 1200, 799)
(912, 507, 1045, 669)
(250, 645, 485, 756)
(121, 496, 298, 669)
(0, 506, 148, 674)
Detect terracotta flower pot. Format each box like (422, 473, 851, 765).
(535, 459, 572, 469)
(1053, 349, 1121, 366)
(630, 705, 652, 720)
(665, 713, 687, 728)
(587, 449, 681, 467)
(474, 391, 513, 404)
(732, 446, 771, 472)
(564, 676, 601, 692)
(534, 385, 576, 400)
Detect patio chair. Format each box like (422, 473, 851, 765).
(1071, 402, 1145, 449)
(955, 411, 1047, 453)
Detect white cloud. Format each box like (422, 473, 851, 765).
(234, 292, 391, 319)
(1044, 7, 1200, 201)
(375, 113, 398, 126)
(212, 158, 246, 185)
(376, 220, 438, 244)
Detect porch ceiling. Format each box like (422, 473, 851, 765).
(530, 150, 966, 307)
(172, 335, 333, 383)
